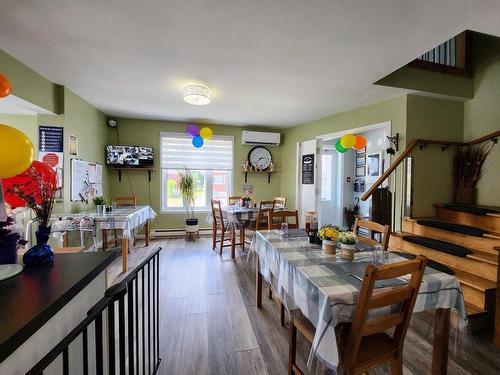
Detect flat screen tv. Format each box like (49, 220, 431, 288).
(106, 145, 154, 167)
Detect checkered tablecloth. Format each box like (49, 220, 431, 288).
(249, 230, 468, 372)
(52, 205, 156, 239)
(206, 205, 281, 227)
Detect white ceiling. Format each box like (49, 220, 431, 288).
(0, 0, 499, 127)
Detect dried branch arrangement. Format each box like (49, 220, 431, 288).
(453, 143, 493, 189)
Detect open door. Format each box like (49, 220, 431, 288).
(296, 139, 317, 227)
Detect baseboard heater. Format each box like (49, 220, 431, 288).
(149, 228, 212, 238)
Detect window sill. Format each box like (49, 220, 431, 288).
(160, 210, 211, 214)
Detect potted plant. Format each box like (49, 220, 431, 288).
(453, 144, 493, 204)
(319, 225, 339, 254)
(93, 196, 106, 214)
(176, 169, 198, 235)
(338, 231, 358, 260)
(240, 195, 251, 208)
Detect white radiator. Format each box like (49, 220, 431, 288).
(150, 228, 212, 238)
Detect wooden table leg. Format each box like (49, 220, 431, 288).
(145, 220, 150, 247)
(121, 237, 128, 273)
(231, 226, 236, 259)
(432, 308, 450, 375)
(256, 255, 262, 308)
(102, 229, 108, 251)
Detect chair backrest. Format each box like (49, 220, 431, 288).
(352, 218, 390, 250)
(267, 210, 299, 230)
(342, 256, 427, 368)
(255, 200, 276, 230)
(115, 196, 137, 207)
(228, 196, 241, 206)
(274, 196, 287, 208)
(211, 199, 225, 229)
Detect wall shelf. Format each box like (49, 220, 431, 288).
(241, 170, 276, 184)
(110, 166, 156, 182)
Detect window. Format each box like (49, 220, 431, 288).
(160, 132, 233, 212)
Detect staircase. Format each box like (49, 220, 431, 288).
(389, 203, 500, 318)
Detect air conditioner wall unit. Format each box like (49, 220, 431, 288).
(242, 131, 281, 146)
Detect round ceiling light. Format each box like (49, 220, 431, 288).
(183, 84, 211, 105)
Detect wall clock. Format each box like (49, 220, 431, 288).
(248, 146, 272, 170)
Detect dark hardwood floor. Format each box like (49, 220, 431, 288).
(109, 238, 500, 375)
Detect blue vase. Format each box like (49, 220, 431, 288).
(23, 226, 54, 266)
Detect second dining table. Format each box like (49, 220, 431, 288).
(250, 229, 468, 374)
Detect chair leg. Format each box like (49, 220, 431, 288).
(102, 229, 108, 251)
(391, 356, 403, 375)
(212, 225, 216, 250)
(240, 226, 245, 251)
(268, 285, 273, 299)
(114, 229, 118, 247)
(220, 230, 224, 255)
(288, 319, 297, 375)
(280, 302, 285, 327)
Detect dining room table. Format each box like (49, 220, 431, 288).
(206, 204, 285, 258)
(51, 205, 156, 273)
(249, 229, 468, 374)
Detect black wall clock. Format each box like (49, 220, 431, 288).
(248, 146, 272, 170)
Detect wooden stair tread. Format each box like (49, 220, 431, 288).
(389, 245, 496, 292)
(465, 302, 487, 316)
(468, 252, 498, 266)
(484, 232, 500, 240)
(434, 204, 500, 233)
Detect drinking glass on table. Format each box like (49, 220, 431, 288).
(281, 222, 289, 237)
(372, 244, 384, 263)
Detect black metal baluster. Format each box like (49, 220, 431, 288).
(118, 294, 126, 375)
(82, 327, 89, 375)
(147, 261, 151, 374)
(156, 253, 160, 366)
(108, 303, 116, 375)
(95, 312, 104, 375)
(128, 278, 135, 375)
(63, 347, 69, 375)
(152, 255, 156, 369)
(135, 274, 139, 375)
(142, 268, 145, 375)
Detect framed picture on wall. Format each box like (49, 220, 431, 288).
(69, 134, 78, 156)
(367, 152, 382, 178)
(355, 166, 365, 177)
(355, 154, 366, 166)
(355, 147, 366, 154)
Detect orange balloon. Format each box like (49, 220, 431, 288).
(0, 74, 12, 98)
(353, 135, 367, 150)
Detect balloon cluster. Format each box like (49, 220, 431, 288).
(335, 134, 367, 153)
(187, 124, 213, 148)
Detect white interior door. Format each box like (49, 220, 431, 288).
(296, 139, 317, 227)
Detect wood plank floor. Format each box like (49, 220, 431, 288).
(107, 237, 500, 375)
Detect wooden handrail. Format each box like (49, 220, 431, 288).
(361, 129, 500, 201)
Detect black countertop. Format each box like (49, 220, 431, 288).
(0, 251, 116, 363)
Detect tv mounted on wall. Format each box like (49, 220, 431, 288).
(106, 145, 154, 167)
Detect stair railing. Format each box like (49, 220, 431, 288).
(361, 130, 500, 202)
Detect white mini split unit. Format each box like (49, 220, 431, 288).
(241, 131, 281, 146)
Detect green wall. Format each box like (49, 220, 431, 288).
(108, 118, 282, 229)
(463, 33, 500, 206)
(406, 95, 464, 216)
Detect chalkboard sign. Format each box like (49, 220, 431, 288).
(301, 154, 314, 184)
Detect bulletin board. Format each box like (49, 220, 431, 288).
(71, 159, 103, 202)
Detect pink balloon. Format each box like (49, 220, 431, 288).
(187, 124, 200, 136)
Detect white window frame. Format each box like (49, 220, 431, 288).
(159, 132, 234, 213)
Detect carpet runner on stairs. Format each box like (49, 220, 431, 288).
(416, 219, 488, 237)
(402, 235, 473, 257)
(391, 251, 455, 275)
(443, 204, 500, 215)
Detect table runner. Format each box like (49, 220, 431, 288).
(249, 230, 468, 371)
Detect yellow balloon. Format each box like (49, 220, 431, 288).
(0, 124, 34, 178)
(340, 134, 356, 149)
(200, 127, 213, 140)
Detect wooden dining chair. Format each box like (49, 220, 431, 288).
(103, 196, 137, 250)
(267, 210, 299, 230)
(211, 199, 234, 255)
(228, 195, 241, 206)
(353, 218, 390, 250)
(289, 256, 427, 375)
(274, 196, 287, 208)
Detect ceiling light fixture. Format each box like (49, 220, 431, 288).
(183, 84, 211, 105)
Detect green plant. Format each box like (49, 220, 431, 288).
(453, 143, 493, 189)
(176, 168, 195, 219)
(93, 196, 106, 206)
(338, 231, 358, 245)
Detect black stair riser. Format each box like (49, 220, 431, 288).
(415, 219, 487, 237)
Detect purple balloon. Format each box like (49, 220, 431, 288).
(187, 124, 200, 136)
